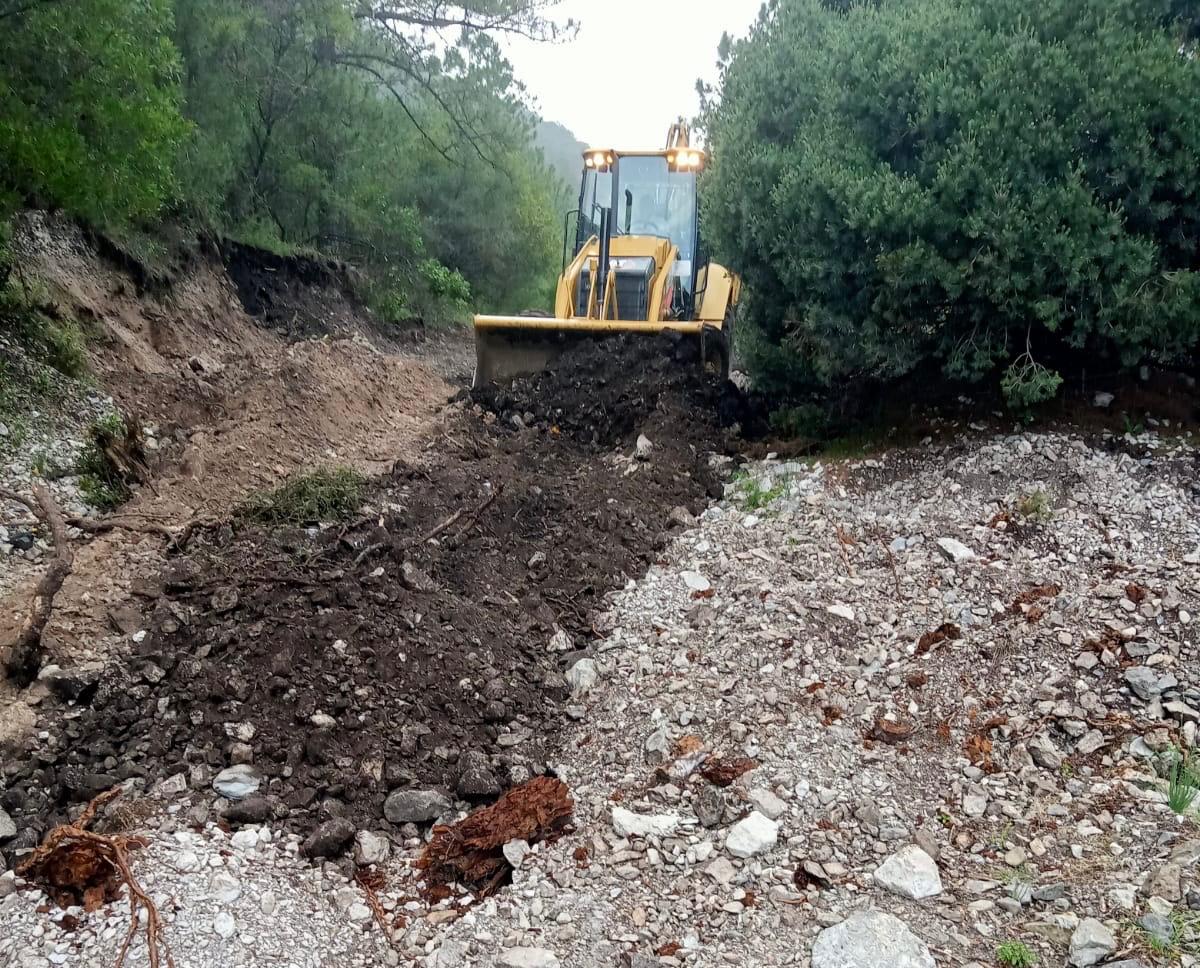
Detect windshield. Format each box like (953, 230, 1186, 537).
(614, 156, 697, 262)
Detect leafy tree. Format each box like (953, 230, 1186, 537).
(174, 0, 568, 315)
(703, 0, 1200, 410)
(0, 0, 187, 226)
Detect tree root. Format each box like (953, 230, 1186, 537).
(17, 789, 174, 968)
(1, 483, 74, 687)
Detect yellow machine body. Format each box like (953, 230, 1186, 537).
(473, 123, 743, 387)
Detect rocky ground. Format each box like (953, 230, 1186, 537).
(4, 413, 1199, 967)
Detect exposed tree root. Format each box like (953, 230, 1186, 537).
(417, 776, 573, 898)
(17, 789, 174, 968)
(1, 483, 74, 686)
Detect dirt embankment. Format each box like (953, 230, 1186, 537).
(1, 214, 464, 748)
(2, 318, 745, 847)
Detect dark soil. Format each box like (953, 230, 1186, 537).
(221, 239, 387, 340)
(1, 340, 741, 846)
(472, 332, 761, 446)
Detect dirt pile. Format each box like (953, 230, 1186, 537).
(472, 332, 754, 446)
(1, 339, 739, 844)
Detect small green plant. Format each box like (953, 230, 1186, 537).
(996, 940, 1037, 968)
(241, 467, 366, 525)
(733, 472, 786, 512)
(1017, 490, 1052, 522)
(769, 403, 830, 440)
(1163, 748, 1200, 816)
(1123, 414, 1147, 437)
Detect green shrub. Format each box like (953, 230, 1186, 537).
(241, 468, 366, 526)
(77, 413, 137, 511)
(703, 0, 1200, 413)
(996, 941, 1037, 968)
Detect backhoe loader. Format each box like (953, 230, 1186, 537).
(472, 122, 742, 387)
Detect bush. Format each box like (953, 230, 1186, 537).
(241, 468, 366, 526)
(703, 0, 1200, 412)
(77, 413, 140, 511)
(996, 941, 1037, 968)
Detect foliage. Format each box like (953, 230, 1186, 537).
(995, 941, 1037, 968)
(77, 413, 135, 512)
(0, 254, 88, 378)
(732, 471, 787, 512)
(241, 467, 366, 525)
(1163, 747, 1200, 816)
(0, 0, 187, 227)
(0, 0, 573, 318)
(173, 0, 568, 315)
(1017, 491, 1052, 522)
(703, 0, 1200, 412)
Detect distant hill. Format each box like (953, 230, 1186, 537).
(535, 121, 587, 200)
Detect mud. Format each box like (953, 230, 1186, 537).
(1, 340, 740, 845)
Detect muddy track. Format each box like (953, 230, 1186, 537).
(0, 335, 744, 845)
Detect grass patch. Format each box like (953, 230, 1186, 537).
(241, 467, 366, 526)
(1, 268, 89, 379)
(996, 940, 1036, 968)
(1163, 747, 1200, 817)
(730, 470, 787, 512)
(1017, 490, 1053, 522)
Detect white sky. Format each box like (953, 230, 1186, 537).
(501, 0, 766, 148)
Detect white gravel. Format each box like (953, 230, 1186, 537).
(3, 425, 1200, 967)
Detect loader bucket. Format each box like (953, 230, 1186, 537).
(472, 316, 709, 389)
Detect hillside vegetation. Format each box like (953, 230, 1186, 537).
(0, 0, 580, 325)
(703, 0, 1200, 419)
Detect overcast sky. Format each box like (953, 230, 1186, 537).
(501, 0, 766, 148)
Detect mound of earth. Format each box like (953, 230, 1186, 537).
(1, 365, 737, 843)
(472, 332, 753, 446)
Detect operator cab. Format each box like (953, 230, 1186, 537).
(571, 147, 706, 318)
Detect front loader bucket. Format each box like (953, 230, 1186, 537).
(472, 316, 708, 389)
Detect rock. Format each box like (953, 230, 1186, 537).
(0, 808, 15, 842)
(669, 506, 697, 528)
(400, 560, 437, 592)
(1144, 862, 1183, 902)
(827, 604, 856, 622)
(872, 845, 943, 900)
(383, 789, 450, 824)
(37, 663, 103, 703)
(937, 537, 976, 563)
(962, 792, 988, 818)
(726, 812, 778, 858)
(1138, 913, 1173, 947)
(10, 531, 35, 552)
(1068, 918, 1116, 967)
(1125, 666, 1176, 701)
(1028, 733, 1064, 770)
(212, 765, 261, 801)
(456, 751, 501, 799)
(208, 870, 241, 903)
(635, 435, 653, 460)
(612, 807, 680, 839)
(502, 839, 531, 868)
(213, 911, 236, 939)
(705, 856, 736, 885)
(354, 830, 390, 866)
(498, 948, 560, 968)
(565, 658, 599, 697)
(222, 795, 273, 826)
(1032, 884, 1068, 903)
(811, 911, 935, 968)
(681, 570, 711, 593)
(1093, 391, 1115, 409)
(302, 818, 356, 858)
(749, 788, 787, 820)
(549, 629, 572, 652)
(695, 786, 725, 828)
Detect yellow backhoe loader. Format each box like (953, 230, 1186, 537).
(472, 122, 742, 387)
